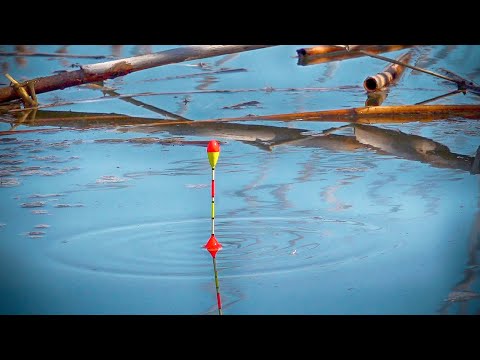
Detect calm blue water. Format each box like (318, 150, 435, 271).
(0, 45, 479, 314)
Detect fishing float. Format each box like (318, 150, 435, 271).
(204, 139, 223, 315)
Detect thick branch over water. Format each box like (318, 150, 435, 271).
(0, 45, 273, 104)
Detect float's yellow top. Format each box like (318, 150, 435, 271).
(207, 140, 220, 168)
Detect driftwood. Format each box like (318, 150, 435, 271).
(117, 105, 480, 126)
(296, 45, 351, 57)
(335, 46, 480, 96)
(304, 44, 480, 96)
(363, 52, 412, 92)
(296, 45, 414, 66)
(296, 45, 413, 57)
(4, 105, 480, 128)
(0, 45, 273, 105)
(208, 104, 480, 124)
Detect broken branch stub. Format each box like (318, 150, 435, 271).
(363, 52, 412, 92)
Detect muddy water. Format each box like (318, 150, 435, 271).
(0, 45, 479, 314)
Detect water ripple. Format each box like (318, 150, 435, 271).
(45, 216, 385, 279)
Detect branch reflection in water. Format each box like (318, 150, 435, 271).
(2, 109, 479, 175)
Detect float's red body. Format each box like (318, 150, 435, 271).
(205, 234, 222, 258)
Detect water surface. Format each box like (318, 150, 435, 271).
(0, 45, 479, 314)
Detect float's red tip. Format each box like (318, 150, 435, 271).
(207, 140, 220, 153)
(204, 234, 222, 258)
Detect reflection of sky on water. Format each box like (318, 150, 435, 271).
(0, 45, 479, 314)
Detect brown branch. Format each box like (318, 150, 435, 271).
(0, 45, 273, 104)
(4, 109, 478, 174)
(134, 104, 480, 126)
(296, 45, 414, 66)
(216, 104, 480, 123)
(6, 105, 480, 131)
(297, 45, 353, 57)
(339, 46, 480, 95)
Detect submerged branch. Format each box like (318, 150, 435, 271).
(142, 67, 247, 82)
(85, 82, 191, 121)
(4, 85, 359, 112)
(415, 90, 465, 105)
(0, 52, 113, 59)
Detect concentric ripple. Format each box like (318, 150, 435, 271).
(45, 217, 386, 279)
